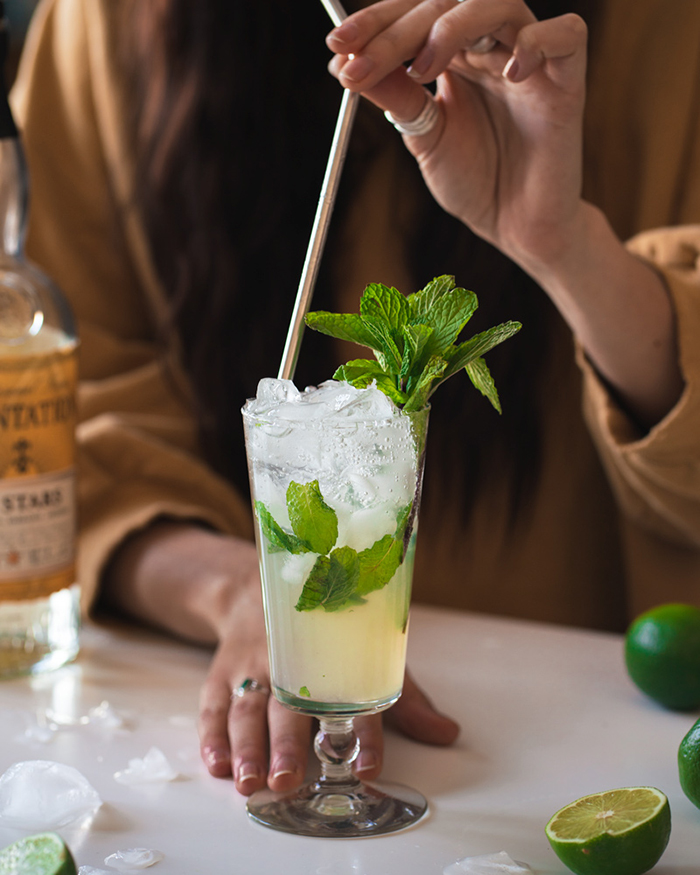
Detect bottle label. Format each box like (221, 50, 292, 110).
(0, 344, 77, 599)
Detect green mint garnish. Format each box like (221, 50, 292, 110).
(255, 482, 411, 613)
(305, 276, 521, 413)
(357, 535, 404, 596)
(287, 480, 338, 555)
(299, 686, 311, 698)
(295, 546, 360, 612)
(254, 501, 309, 554)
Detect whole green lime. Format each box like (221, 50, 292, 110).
(679, 716, 700, 808)
(545, 787, 671, 875)
(624, 603, 700, 710)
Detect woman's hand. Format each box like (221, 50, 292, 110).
(102, 520, 459, 796)
(327, 0, 588, 270)
(327, 0, 683, 426)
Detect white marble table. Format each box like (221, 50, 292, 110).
(0, 605, 698, 874)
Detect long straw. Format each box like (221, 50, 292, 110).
(278, 0, 359, 380)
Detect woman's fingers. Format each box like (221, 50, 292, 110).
(198, 673, 235, 779)
(228, 682, 271, 795)
(329, 0, 535, 90)
(386, 670, 460, 745)
(353, 714, 385, 780)
(266, 698, 313, 793)
(503, 14, 587, 87)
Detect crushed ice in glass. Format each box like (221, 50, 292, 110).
(243, 379, 417, 522)
(444, 852, 533, 874)
(0, 760, 102, 829)
(103, 848, 164, 870)
(78, 868, 111, 875)
(113, 747, 178, 784)
(243, 378, 398, 421)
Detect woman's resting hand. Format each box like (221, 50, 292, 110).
(102, 520, 459, 795)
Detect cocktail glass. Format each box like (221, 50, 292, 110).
(241, 380, 429, 837)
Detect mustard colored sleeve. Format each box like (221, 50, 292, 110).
(580, 225, 700, 550)
(9, 0, 253, 614)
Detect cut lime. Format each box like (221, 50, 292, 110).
(0, 832, 77, 875)
(545, 787, 671, 875)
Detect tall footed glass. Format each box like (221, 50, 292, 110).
(242, 380, 429, 837)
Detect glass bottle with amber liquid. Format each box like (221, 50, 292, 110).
(0, 4, 79, 676)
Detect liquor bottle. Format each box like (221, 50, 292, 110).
(0, 2, 79, 676)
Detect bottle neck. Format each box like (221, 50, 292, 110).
(0, 2, 26, 259)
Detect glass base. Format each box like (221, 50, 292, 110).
(246, 778, 428, 837)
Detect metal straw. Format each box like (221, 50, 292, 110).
(278, 0, 359, 380)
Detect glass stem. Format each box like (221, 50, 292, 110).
(314, 717, 360, 789)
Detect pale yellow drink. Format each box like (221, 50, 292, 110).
(242, 379, 427, 717)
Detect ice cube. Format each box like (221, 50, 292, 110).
(113, 747, 178, 785)
(79, 868, 111, 875)
(85, 701, 127, 729)
(0, 760, 102, 829)
(243, 378, 300, 414)
(443, 851, 533, 874)
(103, 849, 164, 870)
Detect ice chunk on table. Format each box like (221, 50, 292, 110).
(444, 851, 533, 874)
(113, 747, 178, 785)
(103, 848, 164, 870)
(0, 760, 102, 829)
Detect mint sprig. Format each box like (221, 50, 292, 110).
(305, 276, 521, 413)
(255, 482, 413, 613)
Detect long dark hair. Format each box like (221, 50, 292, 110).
(119, 0, 599, 525)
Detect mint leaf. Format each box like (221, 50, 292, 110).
(400, 323, 434, 380)
(299, 685, 311, 698)
(295, 555, 330, 611)
(357, 535, 404, 595)
(363, 317, 403, 374)
(444, 321, 522, 379)
(305, 276, 521, 413)
(333, 358, 386, 387)
(428, 287, 479, 351)
(407, 275, 455, 319)
(403, 355, 448, 413)
(255, 501, 309, 554)
(360, 283, 410, 329)
(295, 547, 360, 612)
(465, 357, 502, 413)
(304, 311, 382, 351)
(286, 480, 338, 555)
(334, 362, 408, 406)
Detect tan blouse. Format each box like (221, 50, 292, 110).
(9, 0, 700, 632)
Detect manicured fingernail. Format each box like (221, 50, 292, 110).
(327, 21, 359, 45)
(355, 751, 378, 773)
(342, 54, 375, 82)
(271, 757, 298, 780)
(407, 47, 434, 79)
(203, 746, 228, 768)
(503, 55, 520, 81)
(238, 762, 261, 783)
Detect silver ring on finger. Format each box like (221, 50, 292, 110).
(384, 88, 439, 137)
(231, 677, 270, 700)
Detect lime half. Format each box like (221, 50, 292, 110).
(0, 833, 76, 875)
(545, 787, 671, 875)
